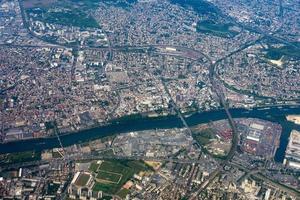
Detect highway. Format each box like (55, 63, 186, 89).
(229, 161, 300, 198)
(6, 1, 300, 199)
(161, 79, 193, 137)
(160, 76, 205, 151)
(186, 32, 286, 199)
(187, 32, 245, 199)
(2, 150, 299, 198)
(0, 153, 206, 171)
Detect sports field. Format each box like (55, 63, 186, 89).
(92, 160, 151, 194)
(89, 162, 100, 172)
(96, 170, 122, 184)
(75, 173, 90, 187)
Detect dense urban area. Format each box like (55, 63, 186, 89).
(0, 0, 300, 199)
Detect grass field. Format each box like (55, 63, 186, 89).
(0, 151, 41, 165)
(196, 20, 239, 38)
(170, 0, 220, 15)
(192, 128, 216, 146)
(116, 188, 130, 199)
(192, 127, 229, 160)
(89, 162, 100, 173)
(265, 45, 300, 60)
(23, 0, 100, 28)
(96, 170, 122, 184)
(26, 7, 100, 28)
(92, 160, 150, 195)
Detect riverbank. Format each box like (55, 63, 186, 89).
(0, 111, 177, 144)
(1, 104, 298, 144)
(1, 105, 300, 163)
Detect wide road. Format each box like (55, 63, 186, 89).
(188, 59, 239, 199)
(229, 161, 300, 198)
(161, 78, 193, 137)
(8, 2, 300, 199)
(0, 153, 207, 171)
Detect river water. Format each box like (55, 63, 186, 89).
(1, 105, 300, 163)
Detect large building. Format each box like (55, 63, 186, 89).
(284, 130, 300, 169)
(240, 121, 282, 158)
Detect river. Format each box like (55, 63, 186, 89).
(1, 105, 300, 163)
